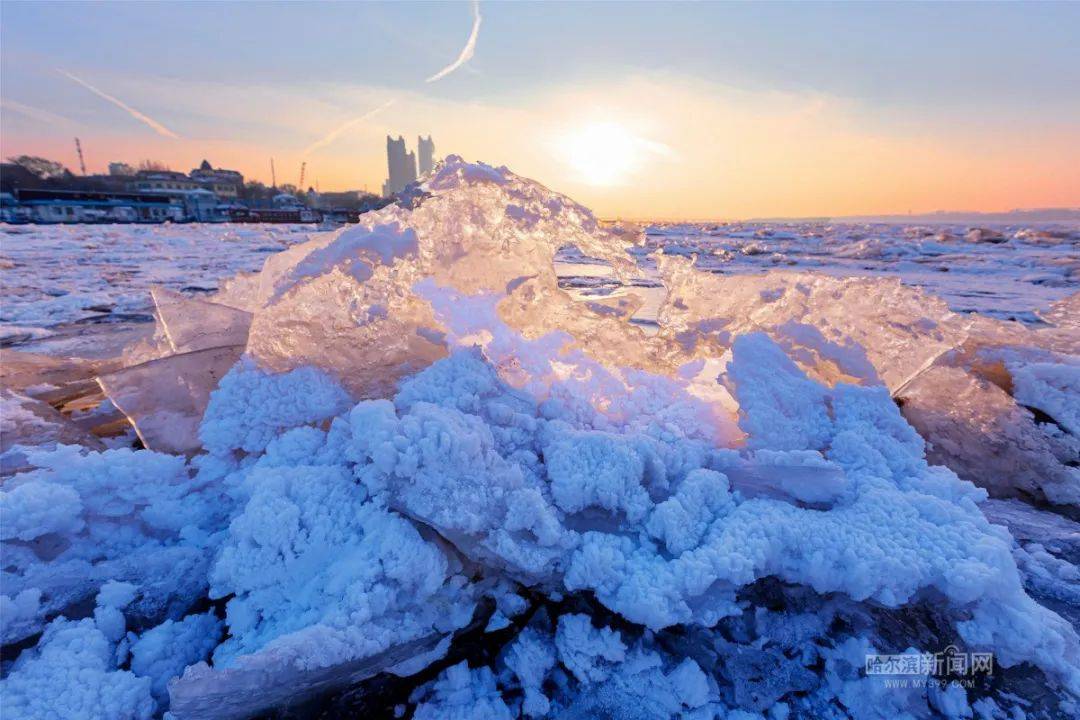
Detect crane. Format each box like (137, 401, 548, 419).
(74, 137, 87, 175)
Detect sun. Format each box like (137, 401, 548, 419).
(556, 121, 671, 187)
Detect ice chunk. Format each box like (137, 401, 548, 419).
(149, 286, 251, 354)
(98, 345, 245, 455)
(899, 365, 1080, 505)
(225, 156, 647, 399)
(168, 634, 449, 720)
(1, 388, 106, 455)
(657, 256, 969, 392)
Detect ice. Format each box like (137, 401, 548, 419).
(1, 389, 104, 455)
(0, 223, 312, 333)
(98, 346, 245, 455)
(168, 634, 452, 720)
(899, 365, 1080, 505)
(656, 257, 968, 393)
(146, 287, 251, 355)
(3, 158, 1079, 719)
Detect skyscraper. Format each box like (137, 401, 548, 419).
(417, 135, 435, 177)
(381, 135, 418, 196)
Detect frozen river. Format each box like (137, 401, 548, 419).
(3, 160, 1078, 720)
(2, 220, 1076, 349)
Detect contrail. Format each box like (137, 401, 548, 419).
(303, 99, 396, 156)
(0, 98, 75, 127)
(426, 0, 481, 83)
(58, 69, 180, 139)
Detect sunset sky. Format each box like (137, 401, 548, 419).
(2, 1, 1078, 220)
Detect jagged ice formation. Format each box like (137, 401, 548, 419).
(2, 157, 1078, 720)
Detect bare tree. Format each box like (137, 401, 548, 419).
(6, 155, 70, 179)
(137, 159, 171, 172)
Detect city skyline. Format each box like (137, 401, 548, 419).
(2, 1, 1079, 219)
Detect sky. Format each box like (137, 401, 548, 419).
(2, 0, 1078, 220)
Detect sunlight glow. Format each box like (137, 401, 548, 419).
(556, 121, 672, 187)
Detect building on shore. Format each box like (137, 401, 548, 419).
(0, 155, 391, 224)
(10, 188, 186, 223)
(418, 135, 435, 177)
(132, 170, 200, 193)
(189, 160, 243, 198)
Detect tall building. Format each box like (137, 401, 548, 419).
(381, 135, 418, 196)
(418, 135, 435, 177)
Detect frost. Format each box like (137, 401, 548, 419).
(0, 617, 154, 720)
(0, 478, 83, 541)
(130, 612, 223, 704)
(723, 332, 832, 451)
(412, 662, 514, 720)
(413, 615, 726, 719)
(207, 464, 471, 670)
(1, 445, 226, 645)
(198, 357, 350, 455)
(1009, 360, 1080, 435)
(555, 613, 627, 683)
(503, 627, 556, 716)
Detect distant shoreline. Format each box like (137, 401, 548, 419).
(603, 208, 1080, 225)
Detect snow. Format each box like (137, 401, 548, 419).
(2, 157, 1078, 719)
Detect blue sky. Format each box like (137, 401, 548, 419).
(3, 1, 1078, 218)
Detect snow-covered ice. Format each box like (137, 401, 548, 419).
(1, 157, 1078, 719)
